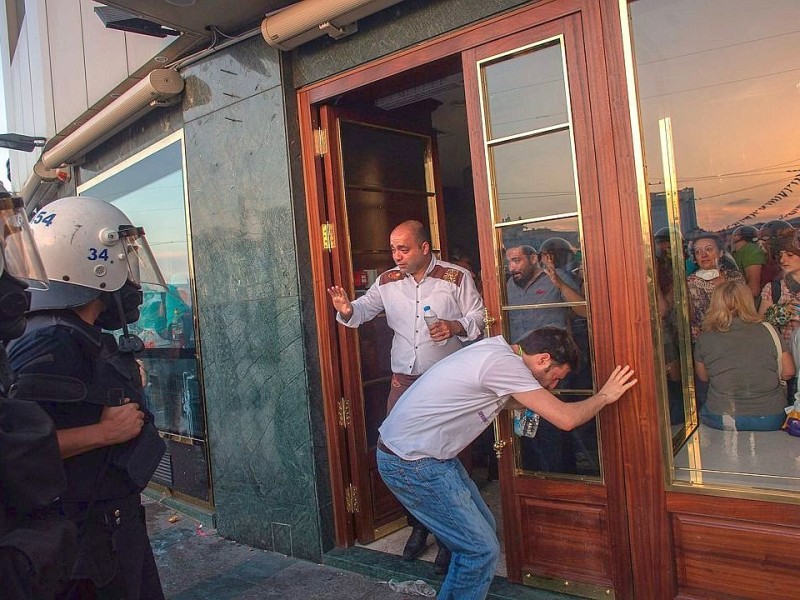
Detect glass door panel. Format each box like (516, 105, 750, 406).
(465, 12, 625, 595)
(483, 41, 568, 139)
(492, 131, 578, 221)
(321, 108, 444, 543)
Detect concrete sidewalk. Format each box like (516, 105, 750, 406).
(145, 495, 573, 600)
(144, 496, 431, 599)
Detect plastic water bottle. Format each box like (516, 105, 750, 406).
(423, 305, 445, 346)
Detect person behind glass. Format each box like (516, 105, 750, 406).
(327, 220, 484, 573)
(504, 244, 584, 343)
(686, 232, 744, 342)
(757, 219, 795, 289)
(504, 243, 587, 472)
(694, 281, 794, 431)
(730, 225, 766, 303)
(0, 191, 77, 598)
(377, 327, 637, 600)
(8, 196, 168, 600)
(758, 233, 800, 346)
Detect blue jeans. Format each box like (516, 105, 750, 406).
(377, 449, 499, 600)
(700, 406, 785, 431)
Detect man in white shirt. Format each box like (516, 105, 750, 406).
(377, 327, 636, 600)
(328, 219, 484, 570)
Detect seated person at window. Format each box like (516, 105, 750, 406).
(687, 232, 744, 341)
(694, 281, 794, 431)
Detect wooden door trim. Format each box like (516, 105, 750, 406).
(297, 0, 673, 595)
(301, 0, 586, 105)
(595, 0, 674, 597)
(319, 105, 378, 541)
(297, 92, 354, 546)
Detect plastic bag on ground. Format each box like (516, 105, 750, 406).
(388, 578, 437, 597)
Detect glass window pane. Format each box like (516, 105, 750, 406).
(81, 140, 204, 442)
(631, 0, 800, 494)
(514, 393, 599, 478)
(492, 130, 577, 222)
(341, 121, 429, 191)
(483, 41, 568, 139)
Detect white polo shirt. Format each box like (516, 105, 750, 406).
(379, 336, 542, 460)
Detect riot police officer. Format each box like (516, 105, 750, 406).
(9, 196, 167, 599)
(0, 190, 77, 598)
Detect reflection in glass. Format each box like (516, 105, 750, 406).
(480, 37, 597, 480)
(515, 392, 599, 478)
(492, 130, 577, 222)
(631, 0, 800, 493)
(483, 41, 567, 140)
(81, 140, 203, 442)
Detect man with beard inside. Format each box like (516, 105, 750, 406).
(504, 245, 584, 343)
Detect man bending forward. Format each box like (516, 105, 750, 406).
(376, 327, 636, 600)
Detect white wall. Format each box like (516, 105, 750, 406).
(1, 0, 173, 191)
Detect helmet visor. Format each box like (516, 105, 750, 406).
(0, 196, 48, 289)
(119, 226, 167, 290)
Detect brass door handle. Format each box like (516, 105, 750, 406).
(492, 417, 510, 459)
(483, 308, 496, 338)
(493, 437, 507, 460)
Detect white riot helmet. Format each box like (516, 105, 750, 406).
(28, 196, 166, 326)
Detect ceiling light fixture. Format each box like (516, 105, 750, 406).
(375, 74, 463, 111)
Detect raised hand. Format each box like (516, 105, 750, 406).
(327, 285, 354, 319)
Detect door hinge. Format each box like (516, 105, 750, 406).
(337, 396, 351, 428)
(322, 222, 335, 251)
(345, 483, 359, 514)
(314, 127, 328, 156)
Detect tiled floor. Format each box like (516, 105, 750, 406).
(361, 466, 508, 578)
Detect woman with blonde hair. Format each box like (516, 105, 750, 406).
(694, 280, 794, 430)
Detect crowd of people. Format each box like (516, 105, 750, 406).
(657, 220, 800, 431)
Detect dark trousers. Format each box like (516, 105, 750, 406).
(57, 494, 164, 600)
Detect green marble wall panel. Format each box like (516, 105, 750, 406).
(182, 41, 328, 559)
(292, 0, 531, 88)
(182, 36, 282, 124)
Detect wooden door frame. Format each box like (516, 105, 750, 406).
(462, 11, 629, 591)
(297, 1, 672, 597)
(320, 105, 448, 543)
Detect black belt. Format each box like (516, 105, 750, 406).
(377, 439, 397, 456)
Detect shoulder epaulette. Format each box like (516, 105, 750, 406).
(429, 265, 464, 286)
(379, 270, 405, 285)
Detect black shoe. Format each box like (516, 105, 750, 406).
(433, 544, 451, 575)
(402, 527, 429, 560)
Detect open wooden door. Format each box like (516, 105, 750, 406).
(463, 12, 633, 598)
(319, 105, 447, 544)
